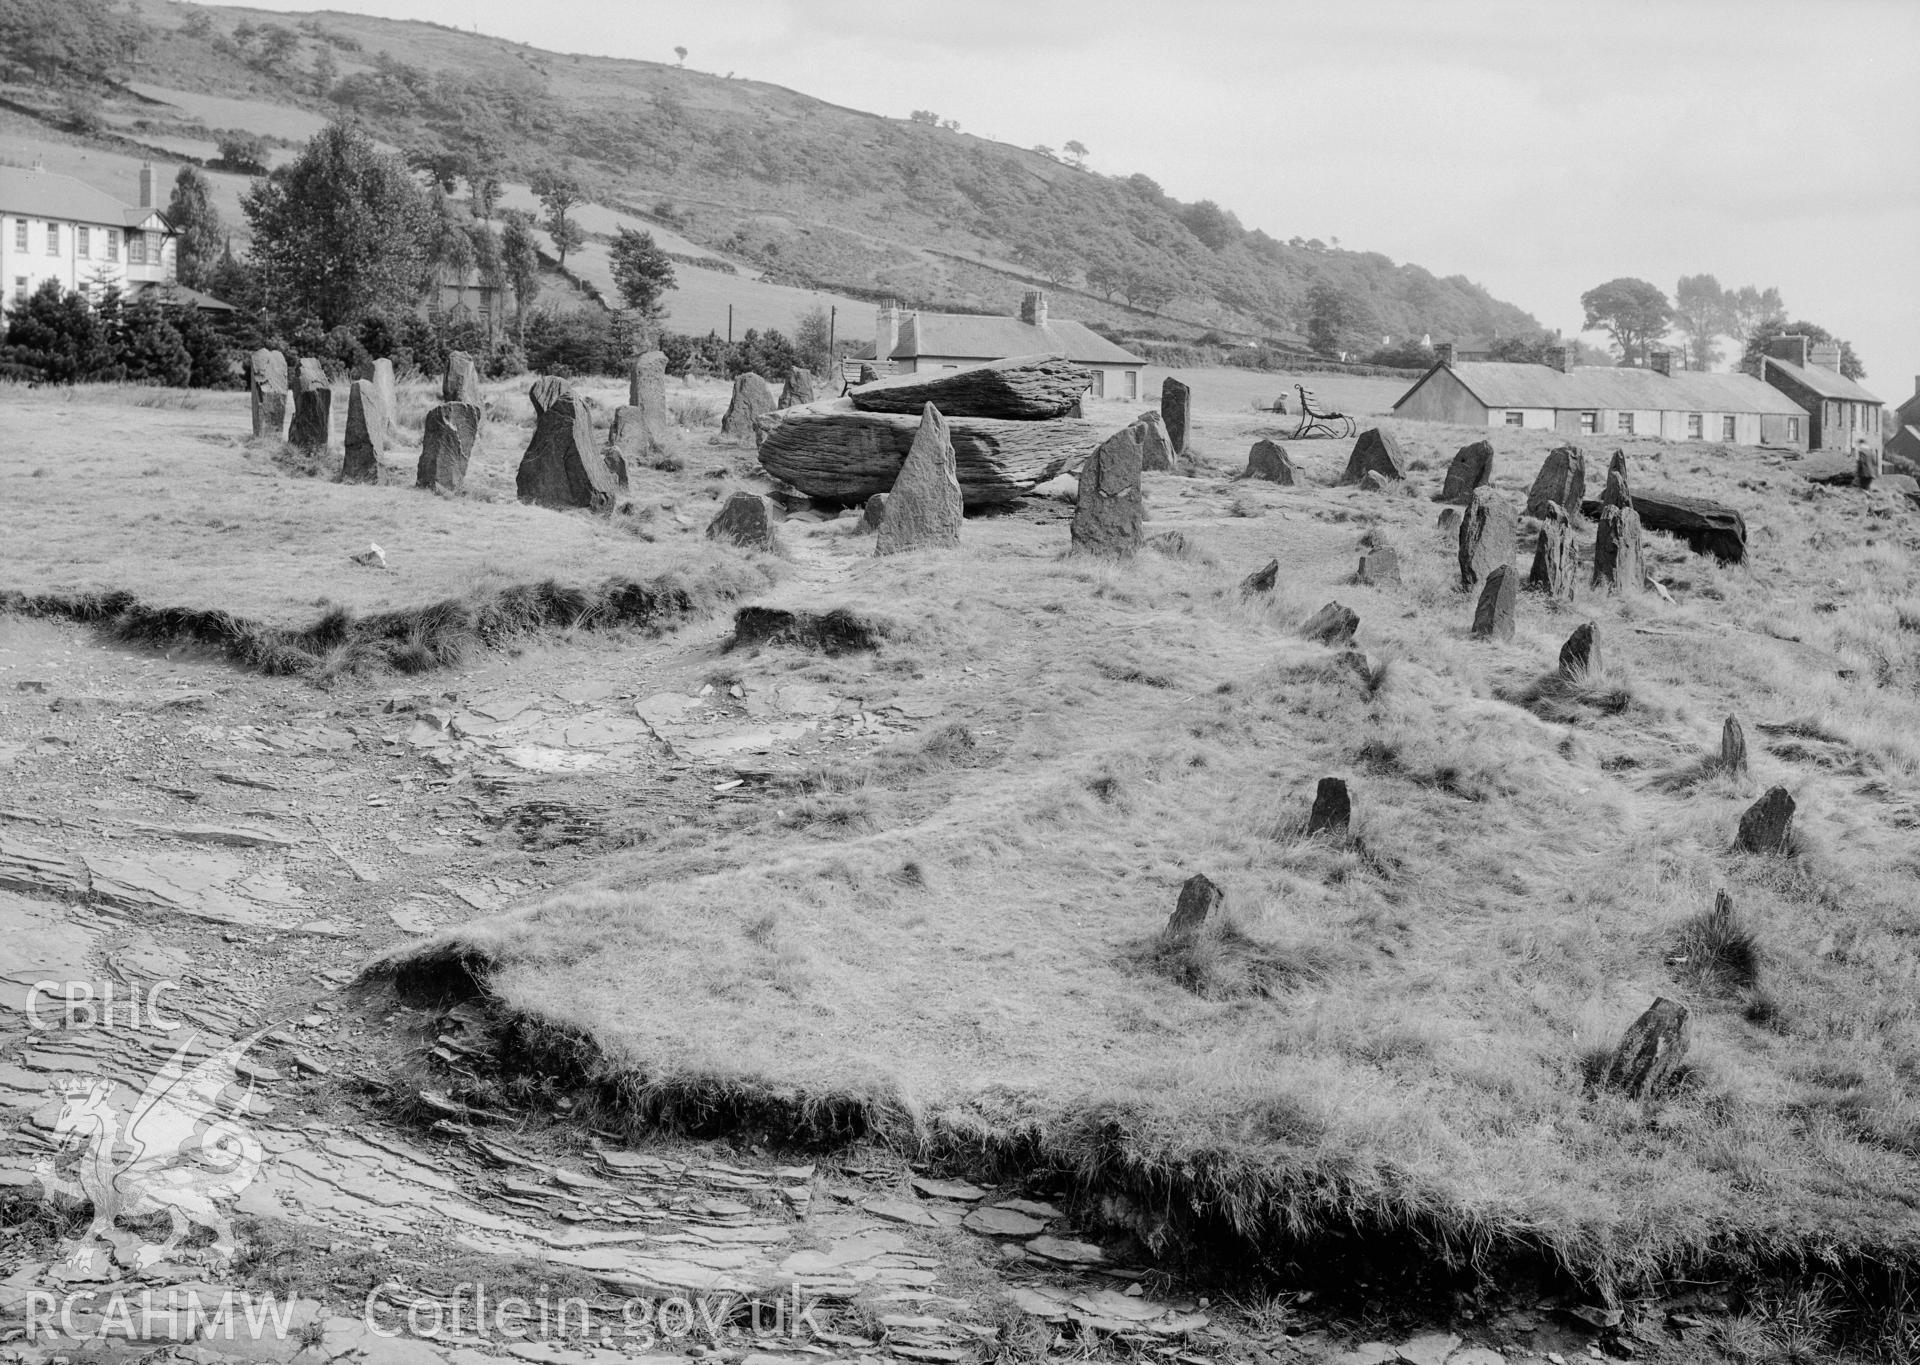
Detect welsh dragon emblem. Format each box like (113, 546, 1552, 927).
(34, 1032, 268, 1272)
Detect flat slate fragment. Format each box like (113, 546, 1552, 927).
(851, 353, 1092, 420)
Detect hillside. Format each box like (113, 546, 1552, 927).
(2, 0, 1544, 351)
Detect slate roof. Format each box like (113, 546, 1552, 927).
(1761, 356, 1882, 405)
(1396, 361, 1808, 416)
(0, 166, 165, 230)
(885, 311, 1144, 366)
(128, 281, 236, 312)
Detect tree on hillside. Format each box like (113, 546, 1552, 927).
(793, 306, 832, 374)
(165, 168, 224, 291)
(674, 46, 687, 66)
(1180, 200, 1242, 251)
(0, 0, 142, 82)
(500, 210, 541, 343)
(530, 170, 585, 267)
(1306, 280, 1373, 356)
(1063, 140, 1088, 169)
(1580, 277, 1670, 366)
(1741, 318, 1866, 380)
(1671, 274, 1732, 371)
(608, 227, 676, 319)
(217, 133, 270, 175)
(243, 120, 432, 330)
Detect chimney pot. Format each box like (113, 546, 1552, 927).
(1766, 334, 1811, 368)
(1649, 349, 1673, 377)
(1019, 290, 1048, 327)
(1808, 340, 1841, 373)
(1434, 342, 1455, 367)
(139, 160, 156, 210)
(1545, 345, 1572, 374)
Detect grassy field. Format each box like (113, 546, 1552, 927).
(376, 398, 1920, 1301)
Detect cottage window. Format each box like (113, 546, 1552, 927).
(77, 226, 90, 258)
(147, 231, 165, 260)
(12, 219, 24, 251)
(1722, 416, 1737, 441)
(45, 222, 58, 256)
(1788, 417, 1800, 441)
(1124, 372, 1138, 401)
(1618, 413, 1636, 436)
(1088, 370, 1105, 400)
(1579, 411, 1597, 434)
(105, 229, 118, 262)
(1686, 413, 1703, 439)
(1504, 411, 1524, 426)
(13, 276, 25, 297)
(128, 232, 147, 265)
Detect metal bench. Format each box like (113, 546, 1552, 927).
(1291, 383, 1356, 439)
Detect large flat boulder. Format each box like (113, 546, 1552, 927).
(1579, 490, 1748, 564)
(851, 354, 1091, 420)
(756, 399, 1097, 506)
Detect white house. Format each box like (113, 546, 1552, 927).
(858, 290, 1146, 401)
(0, 161, 178, 311)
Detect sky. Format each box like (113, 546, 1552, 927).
(234, 0, 1920, 396)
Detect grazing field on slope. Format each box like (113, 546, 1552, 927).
(391, 405, 1920, 1288)
(0, 380, 768, 623)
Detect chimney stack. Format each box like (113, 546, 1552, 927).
(1766, 334, 1811, 368)
(1649, 349, 1673, 377)
(1809, 340, 1841, 373)
(875, 300, 901, 364)
(139, 160, 156, 209)
(1434, 341, 1455, 367)
(1544, 345, 1572, 374)
(1019, 289, 1048, 327)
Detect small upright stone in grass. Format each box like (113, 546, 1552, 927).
(1307, 777, 1351, 837)
(1161, 375, 1191, 456)
(1339, 427, 1406, 485)
(444, 350, 483, 405)
(1527, 504, 1578, 601)
(1736, 786, 1795, 853)
(295, 356, 327, 395)
(1526, 443, 1586, 518)
(1721, 715, 1748, 776)
(1558, 621, 1601, 678)
(1436, 506, 1461, 534)
(1437, 439, 1494, 504)
(1592, 504, 1646, 594)
(1458, 487, 1517, 592)
(1858, 442, 1883, 489)
(249, 348, 288, 438)
(1471, 564, 1517, 641)
(1359, 470, 1393, 493)
(876, 404, 963, 556)
(706, 492, 782, 552)
(1242, 439, 1295, 484)
(1603, 997, 1690, 1099)
(352, 356, 396, 429)
(1357, 545, 1400, 586)
(860, 492, 888, 532)
(417, 401, 481, 493)
(1240, 558, 1279, 594)
(1165, 873, 1223, 941)
(1600, 449, 1633, 508)
(779, 365, 817, 409)
(1301, 601, 1359, 646)
(1070, 423, 1145, 556)
(287, 363, 331, 453)
(612, 350, 675, 466)
(721, 373, 777, 438)
(1134, 411, 1177, 472)
(339, 379, 388, 484)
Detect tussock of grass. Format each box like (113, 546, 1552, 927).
(1125, 911, 1343, 1001)
(728, 604, 906, 655)
(1671, 891, 1761, 995)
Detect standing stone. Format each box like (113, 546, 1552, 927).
(287, 362, 331, 453)
(516, 387, 619, 512)
(860, 493, 888, 532)
(1526, 444, 1586, 518)
(1240, 559, 1279, 594)
(1720, 716, 1748, 777)
(1161, 376, 1191, 457)
(1357, 546, 1401, 586)
(444, 351, 483, 405)
(1604, 998, 1690, 1099)
(1339, 428, 1406, 485)
(1134, 411, 1177, 472)
(1458, 487, 1518, 592)
(528, 375, 569, 416)
(249, 349, 288, 439)
(340, 379, 388, 484)
(1600, 450, 1633, 509)
(1736, 786, 1795, 853)
(779, 366, 817, 409)
(1592, 504, 1646, 594)
(1300, 602, 1359, 646)
(876, 404, 963, 556)
(417, 402, 481, 493)
(1242, 439, 1295, 484)
(1558, 621, 1601, 678)
(1165, 873, 1223, 941)
(352, 357, 396, 430)
(1527, 505, 1578, 602)
(721, 373, 776, 438)
(706, 492, 782, 552)
(1070, 424, 1145, 556)
(1436, 507, 1461, 534)
(1306, 777, 1351, 837)
(1471, 564, 1517, 641)
(611, 351, 676, 467)
(1858, 443, 1882, 489)
(1438, 439, 1495, 504)
(858, 363, 880, 384)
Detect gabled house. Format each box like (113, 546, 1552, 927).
(1755, 335, 1883, 453)
(1392, 344, 1809, 447)
(858, 291, 1146, 401)
(0, 161, 178, 310)
(1887, 377, 1920, 470)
